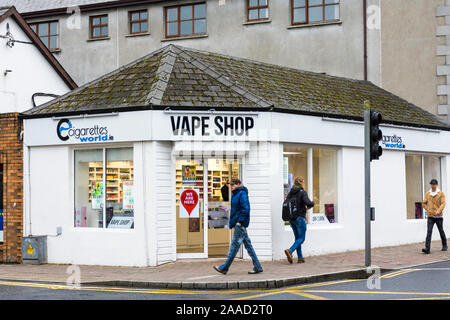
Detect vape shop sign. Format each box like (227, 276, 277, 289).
(179, 189, 200, 218)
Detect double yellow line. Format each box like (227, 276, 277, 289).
(380, 269, 417, 279)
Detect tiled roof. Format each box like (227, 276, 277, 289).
(0, 0, 117, 13)
(22, 45, 450, 130)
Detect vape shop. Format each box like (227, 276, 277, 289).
(20, 45, 450, 266)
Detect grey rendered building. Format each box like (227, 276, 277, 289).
(1, 0, 449, 121)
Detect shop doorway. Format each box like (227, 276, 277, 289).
(176, 158, 240, 259)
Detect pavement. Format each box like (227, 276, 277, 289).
(0, 240, 448, 290)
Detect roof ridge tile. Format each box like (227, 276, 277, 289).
(172, 45, 273, 109)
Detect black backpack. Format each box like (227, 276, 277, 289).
(282, 196, 298, 222)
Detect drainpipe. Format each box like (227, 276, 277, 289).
(363, 0, 368, 81)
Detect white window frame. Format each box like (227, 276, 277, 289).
(73, 145, 134, 230)
(405, 153, 444, 221)
(283, 143, 342, 229)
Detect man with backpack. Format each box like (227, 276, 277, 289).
(283, 177, 314, 264)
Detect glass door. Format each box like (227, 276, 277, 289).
(176, 159, 207, 258)
(207, 159, 240, 257)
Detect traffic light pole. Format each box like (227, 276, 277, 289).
(364, 103, 371, 267)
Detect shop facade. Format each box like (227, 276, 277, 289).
(21, 45, 450, 266)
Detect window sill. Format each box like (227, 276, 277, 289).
(284, 223, 342, 231)
(243, 19, 271, 26)
(406, 218, 427, 223)
(50, 49, 61, 54)
(287, 20, 342, 30)
(161, 34, 208, 42)
(87, 36, 111, 42)
(73, 227, 135, 233)
(125, 32, 150, 38)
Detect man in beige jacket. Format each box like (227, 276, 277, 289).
(422, 179, 448, 254)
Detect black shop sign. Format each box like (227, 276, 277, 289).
(170, 115, 255, 136)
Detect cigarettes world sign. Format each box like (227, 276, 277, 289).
(382, 134, 405, 149)
(57, 119, 114, 143)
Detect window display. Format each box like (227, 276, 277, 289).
(75, 148, 134, 229)
(283, 145, 338, 224)
(405, 154, 442, 219)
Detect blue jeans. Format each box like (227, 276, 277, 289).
(219, 224, 263, 272)
(289, 217, 307, 259)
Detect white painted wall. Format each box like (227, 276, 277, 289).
(241, 141, 277, 261)
(152, 141, 176, 265)
(26, 143, 150, 266)
(0, 17, 71, 113)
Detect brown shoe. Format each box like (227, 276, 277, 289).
(284, 249, 293, 264)
(297, 258, 305, 263)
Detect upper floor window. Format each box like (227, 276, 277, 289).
(90, 14, 108, 39)
(129, 10, 148, 34)
(248, 0, 269, 22)
(291, 0, 340, 25)
(29, 21, 59, 50)
(165, 3, 206, 38)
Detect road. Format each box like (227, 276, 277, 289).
(0, 260, 449, 300)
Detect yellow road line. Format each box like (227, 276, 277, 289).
(287, 291, 329, 300)
(394, 296, 450, 301)
(380, 269, 416, 279)
(0, 280, 283, 296)
(231, 290, 290, 300)
(301, 289, 450, 297)
(287, 279, 362, 290)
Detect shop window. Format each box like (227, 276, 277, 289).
(283, 145, 338, 224)
(129, 10, 148, 34)
(29, 21, 59, 50)
(165, 3, 206, 38)
(291, 0, 340, 25)
(248, 0, 269, 22)
(405, 154, 442, 220)
(90, 14, 108, 39)
(74, 148, 134, 229)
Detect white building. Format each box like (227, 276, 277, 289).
(0, 5, 76, 262)
(21, 45, 450, 266)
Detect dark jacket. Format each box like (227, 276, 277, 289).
(286, 186, 314, 220)
(229, 186, 250, 228)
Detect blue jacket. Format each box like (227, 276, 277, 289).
(229, 186, 250, 228)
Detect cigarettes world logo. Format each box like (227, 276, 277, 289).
(56, 119, 114, 142)
(382, 134, 405, 149)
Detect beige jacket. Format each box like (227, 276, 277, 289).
(422, 190, 446, 218)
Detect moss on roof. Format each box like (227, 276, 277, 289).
(23, 44, 450, 130)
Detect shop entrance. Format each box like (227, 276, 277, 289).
(176, 158, 240, 258)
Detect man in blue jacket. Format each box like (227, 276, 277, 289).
(214, 178, 263, 275)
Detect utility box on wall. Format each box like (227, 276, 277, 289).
(22, 236, 47, 264)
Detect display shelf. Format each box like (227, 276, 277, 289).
(88, 162, 134, 203)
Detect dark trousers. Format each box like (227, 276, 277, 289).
(425, 217, 447, 250)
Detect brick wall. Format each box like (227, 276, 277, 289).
(0, 113, 23, 263)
